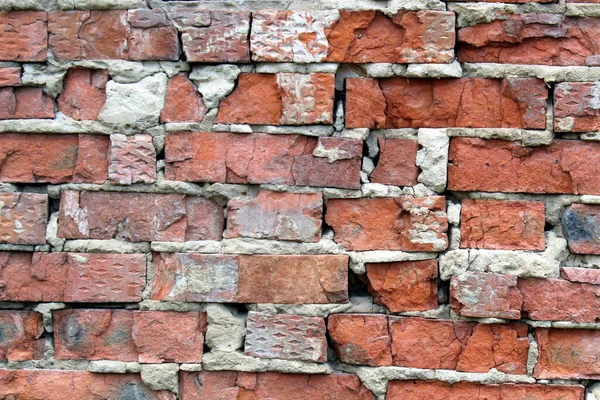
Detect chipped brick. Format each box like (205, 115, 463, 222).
(108, 134, 156, 185)
(369, 138, 419, 186)
(0, 311, 44, 361)
(0, 193, 47, 245)
(57, 68, 108, 121)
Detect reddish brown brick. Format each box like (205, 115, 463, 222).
(535, 328, 600, 379)
(460, 200, 546, 250)
(150, 253, 348, 304)
(54, 309, 207, 363)
(562, 204, 600, 254)
(555, 82, 600, 132)
(0, 12, 47, 62)
(345, 78, 386, 129)
(325, 196, 448, 251)
(160, 73, 207, 123)
(0, 369, 175, 399)
(365, 260, 438, 312)
(127, 9, 179, 61)
(180, 371, 374, 400)
(108, 134, 156, 185)
(0, 311, 44, 361)
(57, 68, 108, 121)
(0, 68, 21, 86)
(0, 193, 47, 245)
(561, 267, 600, 284)
(0, 134, 108, 184)
(226, 191, 322, 242)
(57, 190, 223, 242)
(387, 381, 584, 400)
(448, 138, 600, 195)
(328, 314, 392, 366)
(164, 132, 361, 189)
(370, 138, 419, 187)
(0, 87, 54, 120)
(245, 312, 327, 362)
(458, 14, 600, 66)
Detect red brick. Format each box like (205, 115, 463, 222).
(519, 278, 600, 322)
(458, 14, 600, 66)
(108, 134, 156, 185)
(0, 68, 21, 86)
(562, 203, 600, 254)
(389, 317, 528, 373)
(57, 190, 223, 242)
(245, 312, 327, 362)
(328, 314, 392, 366)
(127, 9, 179, 61)
(448, 138, 600, 195)
(535, 328, 600, 379)
(561, 267, 600, 284)
(460, 200, 546, 250)
(0, 134, 108, 184)
(150, 253, 348, 304)
(0, 252, 146, 303)
(451, 272, 522, 320)
(370, 138, 419, 186)
(164, 132, 361, 189)
(216, 73, 335, 125)
(57, 68, 108, 121)
(555, 82, 600, 132)
(0, 311, 44, 361)
(325, 196, 448, 251)
(345, 78, 386, 129)
(365, 260, 438, 312)
(0, 12, 47, 62)
(387, 381, 584, 400)
(0, 193, 47, 245)
(54, 309, 207, 363)
(180, 371, 374, 400)
(0, 369, 176, 400)
(0, 87, 54, 120)
(226, 191, 322, 242)
(160, 73, 207, 123)
(347, 78, 547, 129)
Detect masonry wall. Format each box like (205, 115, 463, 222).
(1, 0, 600, 398)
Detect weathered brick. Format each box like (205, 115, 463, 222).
(108, 134, 156, 185)
(370, 138, 419, 186)
(54, 309, 207, 363)
(328, 314, 392, 366)
(555, 82, 600, 132)
(226, 191, 322, 242)
(460, 200, 546, 250)
(180, 371, 374, 400)
(160, 73, 207, 123)
(0, 193, 47, 245)
(0, 311, 44, 361)
(57, 190, 223, 242)
(150, 253, 348, 304)
(245, 312, 327, 362)
(561, 267, 600, 284)
(0, 134, 108, 184)
(346, 78, 547, 129)
(0, 68, 21, 86)
(562, 203, 600, 254)
(345, 78, 386, 129)
(250, 10, 454, 63)
(0, 252, 146, 303)
(0, 12, 47, 62)
(365, 260, 438, 312)
(448, 138, 600, 195)
(57, 68, 108, 121)
(535, 328, 600, 379)
(389, 317, 529, 373)
(215, 73, 335, 125)
(325, 196, 448, 251)
(127, 9, 179, 61)
(387, 381, 584, 400)
(0, 369, 175, 399)
(458, 14, 600, 66)
(0, 87, 54, 120)
(164, 132, 361, 189)
(451, 272, 522, 320)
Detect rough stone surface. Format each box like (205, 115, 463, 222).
(328, 314, 392, 366)
(0, 11, 47, 61)
(325, 196, 448, 251)
(0, 193, 47, 245)
(448, 138, 600, 195)
(245, 312, 327, 362)
(0, 311, 44, 361)
(188, 64, 240, 109)
(0, 87, 54, 120)
(160, 73, 207, 123)
(57, 68, 108, 121)
(535, 328, 600, 379)
(226, 191, 322, 242)
(370, 138, 419, 187)
(562, 203, 600, 254)
(57, 190, 224, 242)
(108, 134, 156, 185)
(460, 200, 546, 251)
(365, 260, 438, 312)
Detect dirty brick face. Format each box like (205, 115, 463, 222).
(2, 1, 600, 399)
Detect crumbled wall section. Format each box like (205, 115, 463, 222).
(1, 0, 600, 399)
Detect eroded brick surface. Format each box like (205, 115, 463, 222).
(370, 138, 419, 186)
(108, 134, 156, 185)
(0, 68, 21, 86)
(0, 193, 47, 245)
(160, 73, 207, 123)
(57, 68, 108, 121)
(0, 12, 48, 62)
(535, 328, 600, 379)
(0, 311, 44, 361)
(555, 82, 600, 132)
(0, 87, 54, 120)
(562, 203, 600, 254)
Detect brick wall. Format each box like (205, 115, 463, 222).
(0, 0, 599, 399)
